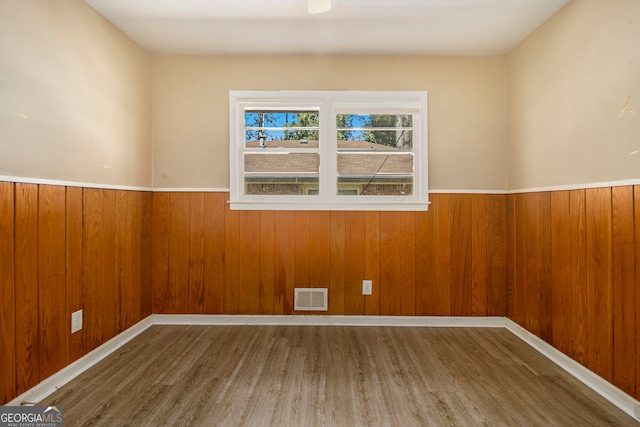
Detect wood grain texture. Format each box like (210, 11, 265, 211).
(14, 183, 39, 394)
(259, 210, 275, 315)
(379, 212, 402, 315)
(37, 185, 66, 381)
(203, 193, 226, 314)
(345, 211, 365, 314)
(486, 195, 507, 316)
(471, 194, 487, 316)
(188, 193, 206, 313)
(66, 187, 84, 363)
(239, 210, 261, 314)
(151, 192, 170, 314)
(415, 208, 435, 315)
(611, 186, 636, 396)
(41, 325, 639, 427)
(636, 185, 640, 401)
(451, 194, 472, 316)
(585, 187, 613, 382)
(433, 193, 452, 316)
(116, 191, 135, 329)
(329, 212, 346, 315)
(0, 182, 16, 403)
(168, 193, 190, 313)
(363, 212, 380, 315)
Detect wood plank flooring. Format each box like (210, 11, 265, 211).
(40, 325, 639, 426)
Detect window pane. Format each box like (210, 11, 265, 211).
(337, 130, 412, 150)
(245, 177, 319, 196)
(337, 114, 413, 149)
(337, 177, 413, 196)
(245, 111, 319, 147)
(245, 153, 319, 173)
(245, 135, 319, 149)
(337, 153, 413, 175)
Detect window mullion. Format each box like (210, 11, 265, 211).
(320, 101, 336, 199)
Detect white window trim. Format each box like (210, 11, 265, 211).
(229, 90, 429, 211)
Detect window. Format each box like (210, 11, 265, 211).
(229, 91, 428, 211)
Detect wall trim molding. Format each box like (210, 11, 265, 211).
(0, 175, 153, 192)
(3, 175, 639, 194)
(152, 314, 507, 327)
(505, 319, 640, 422)
(5, 314, 640, 422)
(6, 316, 154, 407)
(507, 178, 640, 194)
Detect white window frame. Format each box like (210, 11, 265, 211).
(229, 90, 429, 211)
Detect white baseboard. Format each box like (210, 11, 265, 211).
(152, 314, 506, 327)
(7, 315, 639, 423)
(505, 319, 640, 422)
(6, 316, 154, 406)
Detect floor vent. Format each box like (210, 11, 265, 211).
(294, 288, 328, 311)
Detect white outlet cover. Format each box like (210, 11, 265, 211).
(362, 280, 372, 295)
(71, 309, 83, 334)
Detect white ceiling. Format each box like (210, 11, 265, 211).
(85, 0, 570, 56)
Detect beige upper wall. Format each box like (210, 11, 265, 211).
(152, 55, 506, 191)
(507, 0, 640, 190)
(0, 0, 151, 187)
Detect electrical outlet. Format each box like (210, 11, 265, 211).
(71, 309, 83, 334)
(362, 280, 372, 295)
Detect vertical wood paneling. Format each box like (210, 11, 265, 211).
(274, 211, 295, 314)
(203, 193, 225, 314)
(450, 194, 472, 316)
(551, 191, 571, 354)
(168, 193, 190, 313)
(506, 195, 516, 320)
(486, 195, 506, 316)
(363, 212, 380, 315)
(345, 212, 365, 315)
(66, 187, 84, 363)
(116, 191, 134, 329)
(2, 185, 155, 404)
(415, 208, 435, 315)
(239, 211, 261, 314)
(585, 187, 613, 381)
(37, 185, 66, 381)
(400, 211, 416, 316)
(513, 194, 526, 327)
(522, 193, 540, 335)
(82, 188, 103, 354)
(309, 212, 331, 309)
(259, 211, 275, 315)
(329, 212, 346, 315)
(611, 186, 636, 396)
(188, 193, 205, 313)
(536, 192, 552, 343)
(434, 193, 451, 315)
(0, 182, 16, 403)
(101, 190, 118, 340)
(569, 190, 587, 365)
(294, 211, 311, 292)
(471, 195, 487, 316)
(224, 207, 241, 314)
(151, 192, 170, 313)
(14, 183, 39, 394)
(636, 185, 640, 401)
(140, 192, 154, 318)
(379, 212, 402, 315)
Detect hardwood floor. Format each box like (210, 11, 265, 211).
(40, 325, 638, 426)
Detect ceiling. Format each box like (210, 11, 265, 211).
(85, 0, 570, 56)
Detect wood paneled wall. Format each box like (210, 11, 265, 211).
(0, 183, 152, 404)
(151, 192, 508, 317)
(507, 186, 639, 400)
